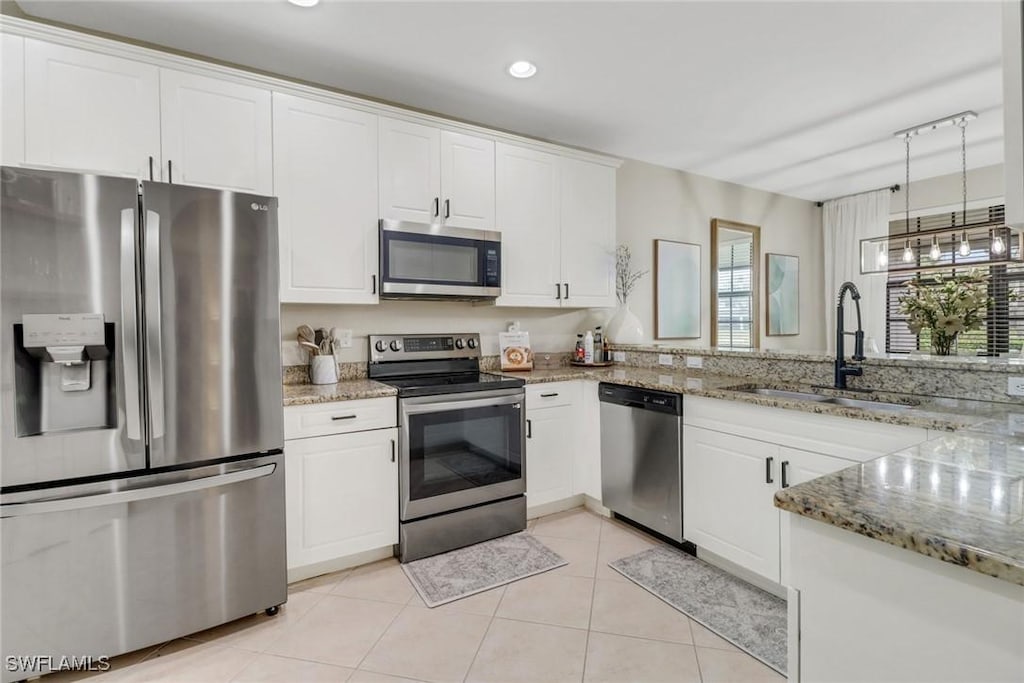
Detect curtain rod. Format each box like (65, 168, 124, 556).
(816, 184, 900, 208)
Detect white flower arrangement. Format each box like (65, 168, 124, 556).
(898, 270, 992, 355)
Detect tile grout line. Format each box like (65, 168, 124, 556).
(461, 602, 500, 683)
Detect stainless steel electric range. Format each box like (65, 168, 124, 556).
(368, 333, 526, 563)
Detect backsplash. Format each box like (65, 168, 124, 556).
(282, 352, 573, 385)
(610, 345, 1024, 405)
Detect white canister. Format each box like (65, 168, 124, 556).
(309, 355, 338, 385)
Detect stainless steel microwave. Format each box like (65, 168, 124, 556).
(379, 220, 502, 300)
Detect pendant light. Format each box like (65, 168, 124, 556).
(859, 110, 1022, 274)
(901, 134, 915, 263)
(956, 118, 972, 258)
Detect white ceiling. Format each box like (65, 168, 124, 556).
(18, 0, 1006, 202)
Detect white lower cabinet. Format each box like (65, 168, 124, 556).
(683, 396, 929, 584)
(284, 401, 398, 573)
(525, 382, 579, 509)
(684, 428, 781, 582)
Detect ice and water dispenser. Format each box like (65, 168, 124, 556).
(13, 313, 115, 436)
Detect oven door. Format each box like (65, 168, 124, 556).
(380, 220, 501, 299)
(399, 388, 525, 521)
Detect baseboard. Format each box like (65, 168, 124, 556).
(527, 494, 584, 519)
(695, 547, 787, 600)
(287, 545, 393, 584)
(582, 495, 610, 517)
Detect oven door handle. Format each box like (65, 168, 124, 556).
(401, 391, 524, 415)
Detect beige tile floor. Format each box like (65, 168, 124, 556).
(48, 508, 784, 683)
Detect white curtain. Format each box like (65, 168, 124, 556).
(823, 189, 890, 353)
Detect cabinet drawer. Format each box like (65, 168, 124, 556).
(284, 397, 397, 440)
(526, 381, 579, 409)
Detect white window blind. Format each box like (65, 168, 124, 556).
(717, 238, 754, 349)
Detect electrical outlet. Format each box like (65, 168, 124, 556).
(658, 354, 673, 366)
(658, 374, 674, 385)
(612, 351, 626, 363)
(1009, 377, 1024, 396)
(686, 377, 703, 390)
(335, 329, 353, 348)
(1008, 413, 1024, 434)
(685, 355, 703, 369)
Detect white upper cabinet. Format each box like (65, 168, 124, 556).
(560, 158, 616, 308)
(24, 39, 160, 178)
(439, 130, 495, 230)
(379, 117, 441, 224)
(159, 69, 272, 194)
(495, 142, 562, 307)
(379, 118, 496, 229)
(1, 34, 24, 166)
(273, 93, 379, 304)
(495, 143, 617, 308)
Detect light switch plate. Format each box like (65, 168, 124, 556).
(685, 355, 703, 369)
(612, 351, 626, 362)
(1009, 377, 1024, 396)
(658, 354, 673, 366)
(335, 329, 353, 348)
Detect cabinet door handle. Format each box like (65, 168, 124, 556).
(391, 439, 396, 462)
(167, 159, 173, 184)
(765, 456, 774, 484)
(556, 283, 562, 300)
(148, 156, 154, 182)
(564, 282, 570, 299)
(781, 460, 790, 488)
(433, 197, 440, 217)
(526, 419, 532, 439)
(444, 199, 450, 219)
(371, 274, 377, 295)
(540, 392, 559, 398)
(331, 414, 357, 421)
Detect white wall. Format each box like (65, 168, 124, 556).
(615, 160, 825, 352)
(889, 163, 1004, 216)
(282, 158, 827, 364)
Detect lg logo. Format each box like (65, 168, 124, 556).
(250, 202, 269, 211)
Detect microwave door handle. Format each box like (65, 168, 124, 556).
(144, 209, 165, 440)
(120, 208, 143, 442)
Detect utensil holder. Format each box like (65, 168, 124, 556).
(309, 355, 338, 385)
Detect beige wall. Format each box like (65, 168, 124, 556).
(283, 158, 827, 364)
(615, 160, 825, 352)
(889, 163, 1004, 216)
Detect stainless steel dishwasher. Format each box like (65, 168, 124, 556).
(599, 383, 683, 542)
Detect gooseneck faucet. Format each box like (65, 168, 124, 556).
(834, 281, 867, 389)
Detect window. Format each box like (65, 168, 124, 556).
(885, 205, 1023, 355)
(717, 237, 754, 349)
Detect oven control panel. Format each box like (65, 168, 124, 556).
(369, 333, 481, 363)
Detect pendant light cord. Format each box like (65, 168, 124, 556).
(904, 134, 911, 236)
(960, 119, 968, 229)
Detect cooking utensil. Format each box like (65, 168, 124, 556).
(297, 325, 316, 345)
(328, 327, 339, 343)
(314, 328, 324, 347)
(319, 339, 332, 355)
(298, 340, 321, 355)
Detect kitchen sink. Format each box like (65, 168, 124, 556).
(737, 387, 833, 402)
(827, 396, 917, 411)
(727, 385, 920, 411)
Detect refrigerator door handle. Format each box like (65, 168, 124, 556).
(120, 208, 142, 442)
(144, 209, 165, 439)
(1, 463, 276, 517)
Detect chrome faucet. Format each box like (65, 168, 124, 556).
(834, 282, 866, 389)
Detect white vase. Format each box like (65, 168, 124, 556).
(605, 304, 644, 344)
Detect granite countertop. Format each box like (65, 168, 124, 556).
(500, 365, 1008, 432)
(283, 379, 397, 406)
(775, 435, 1024, 586)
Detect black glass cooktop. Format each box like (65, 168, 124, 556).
(379, 372, 525, 397)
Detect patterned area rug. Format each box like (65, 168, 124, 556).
(401, 533, 567, 607)
(609, 546, 787, 675)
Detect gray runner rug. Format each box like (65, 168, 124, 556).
(402, 533, 567, 607)
(609, 545, 787, 675)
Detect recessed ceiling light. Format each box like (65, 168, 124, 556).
(288, 0, 319, 7)
(508, 61, 537, 79)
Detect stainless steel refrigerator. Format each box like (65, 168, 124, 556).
(0, 167, 286, 682)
